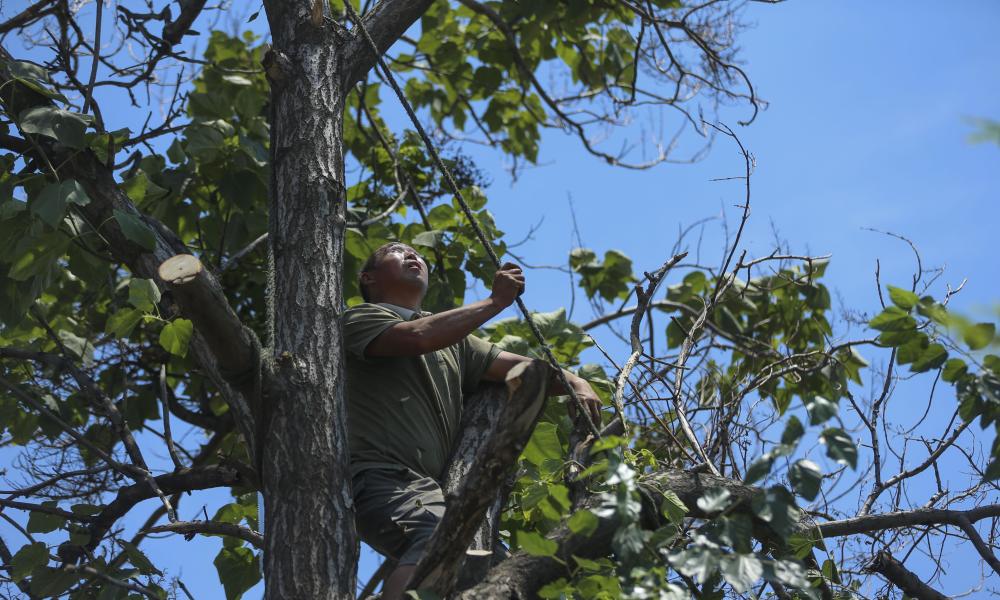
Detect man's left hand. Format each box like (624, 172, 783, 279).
(567, 379, 602, 428)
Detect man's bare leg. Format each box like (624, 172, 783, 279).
(381, 564, 415, 600)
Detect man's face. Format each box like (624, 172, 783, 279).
(366, 243, 429, 298)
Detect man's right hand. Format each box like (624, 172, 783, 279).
(490, 262, 525, 308)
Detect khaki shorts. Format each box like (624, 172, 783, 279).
(352, 465, 445, 566)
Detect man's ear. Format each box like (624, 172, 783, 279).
(360, 271, 376, 287)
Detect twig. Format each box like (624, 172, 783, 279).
(614, 252, 687, 438)
(160, 364, 184, 470)
(81, 0, 103, 118)
(144, 520, 263, 548)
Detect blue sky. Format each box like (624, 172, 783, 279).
(2, 1, 998, 598)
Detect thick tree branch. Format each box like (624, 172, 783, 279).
(412, 360, 550, 596)
(157, 255, 261, 402)
(341, 0, 436, 89)
(817, 504, 1000, 538)
(0, 0, 57, 36)
(955, 514, 1000, 577)
(865, 551, 950, 600)
(58, 466, 241, 563)
(161, 0, 208, 46)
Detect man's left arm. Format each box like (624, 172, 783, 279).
(483, 351, 603, 425)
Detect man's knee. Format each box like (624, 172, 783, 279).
(353, 466, 445, 565)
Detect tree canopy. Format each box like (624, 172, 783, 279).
(0, 1, 997, 599)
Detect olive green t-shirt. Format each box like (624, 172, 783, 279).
(342, 303, 501, 480)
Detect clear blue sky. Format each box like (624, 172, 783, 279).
(1, 1, 998, 598)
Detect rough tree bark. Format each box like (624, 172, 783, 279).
(415, 361, 551, 596)
(254, 1, 433, 596)
(259, 1, 356, 597)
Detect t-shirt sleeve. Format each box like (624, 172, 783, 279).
(342, 304, 404, 359)
(461, 333, 502, 393)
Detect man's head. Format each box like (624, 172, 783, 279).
(359, 242, 430, 307)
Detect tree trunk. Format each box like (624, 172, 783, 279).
(261, 3, 356, 598)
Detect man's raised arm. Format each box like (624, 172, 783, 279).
(364, 262, 524, 357)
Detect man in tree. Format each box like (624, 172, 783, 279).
(343, 242, 602, 599)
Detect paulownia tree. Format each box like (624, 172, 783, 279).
(0, 1, 997, 599)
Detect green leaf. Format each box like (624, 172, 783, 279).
(472, 66, 503, 96)
(213, 502, 248, 525)
(121, 171, 169, 205)
(714, 514, 754, 553)
(781, 415, 805, 446)
(869, 306, 916, 332)
(31, 180, 90, 228)
(752, 486, 801, 539)
(720, 553, 763, 594)
(10, 542, 48, 581)
(588, 434, 626, 454)
(70, 503, 101, 516)
(213, 546, 261, 600)
(570, 247, 635, 301)
(18, 106, 92, 149)
(223, 74, 253, 86)
(58, 330, 94, 362)
(522, 481, 549, 509)
(805, 396, 837, 425)
(571, 555, 605, 572)
(916, 300, 949, 324)
(160, 318, 193, 357)
(411, 229, 444, 249)
(106, 308, 144, 339)
(942, 358, 968, 383)
(887, 285, 919, 310)
(167, 138, 186, 163)
(984, 457, 1000, 482)
(660, 490, 689, 524)
(787, 528, 823, 559)
(5, 60, 64, 101)
(118, 540, 162, 575)
(68, 523, 90, 545)
(744, 453, 775, 485)
(964, 323, 996, 351)
(7, 233, 70, 281)
(789, 459, 822, 501)
(911, 343, 948, 373)
(820, 428, 857, 469)
(770, 559, 809, 589)
(878, 328, 919, 348)
(113, 209, 157, 251)
(27, 504, 65, 533)
(696, 487, 732, 513)
(522, 421, 562, 466)
(668, 544, 719, 584)
(537, 578, 573, 599)
(517, 530, 558, 557)
(28, 566, 79, 597)
(822, 558, 842, 584)
(984, 355, 1000, 375)
(128, 278, 162, 311)
(568, 509, 599, 536)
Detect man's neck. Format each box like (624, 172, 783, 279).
(378, 302, 419, 320)
(374, 294, 421, 314)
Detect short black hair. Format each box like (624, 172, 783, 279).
(359, 242, 427, 303)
